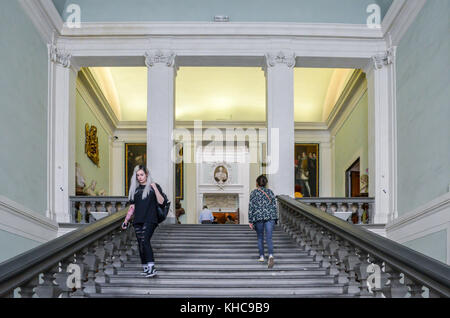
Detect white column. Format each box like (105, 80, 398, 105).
(264, 52, 295, 197)
(366, 47, 397, 224)
(110, 139, 125, 196)
(320, 141, 333, 197)
(145, 51, 176, 223)
(47, 45, 78, 223)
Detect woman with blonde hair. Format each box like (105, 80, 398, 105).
(122, 165, 165, 277)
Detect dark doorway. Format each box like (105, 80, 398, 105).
(345, 158, 360, 197)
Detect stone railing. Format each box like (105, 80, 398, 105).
(296, 197, 375, 224)
(0, 208, 136, 298)
(69, 196, 129, 224)
(278, 195, 450, 298)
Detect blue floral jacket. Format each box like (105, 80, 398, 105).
(248, 187, 278, 223)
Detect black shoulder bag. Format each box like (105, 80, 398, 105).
(155, 183, 170, 223)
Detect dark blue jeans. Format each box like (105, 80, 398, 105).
(254, 220, 275, 257)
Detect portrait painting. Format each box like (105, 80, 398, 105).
(294, 144, 319, 198)
(125, 143, 147, 196)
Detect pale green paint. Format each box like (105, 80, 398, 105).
(334, 90, 369, 197)
(0, 0, 48, 215)
(0, 230, 41, 264)
(396, 0, 450, 217)
(75, 90, 111, 195)
(402, 230, 447, 265)
(52, 0, 392, 24)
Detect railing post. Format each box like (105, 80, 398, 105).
(18, 276, 39, 298)
(382, 264, 408, 298)
(35, 263, 62, 298)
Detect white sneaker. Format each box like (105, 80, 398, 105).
(268, 255, 274, 268)
(258, 256, 265, 262)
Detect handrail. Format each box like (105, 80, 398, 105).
(0, 208, 128, 296)
(277, 195, 450, 297)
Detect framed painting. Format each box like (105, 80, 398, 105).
(294, 144, 319, 197)
(175, 146, 184, 200)
(125, 143, 147, 196)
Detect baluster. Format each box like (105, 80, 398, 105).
(100, 201, 106, 213)
(70, 248, 89, 298)
(19, 276, 39, 298)
(79, 202, 86, 224)
(326, 203, 331, 214)
(82, 242, 100, 295)
(120, 202, 127, 211)
(367, 257, 389, 298)
(54, 255, 76, 298)
(382, 264, 408, 298)
(357, 203, 364, 224)
(35, 263, 61, 298)
(95, 236, 110, 284)
(318, 231, 333, 269)
(404, 277, 424, 298)
(312, 229, 326, 263)
(112, 231, 123, 269)
(343, 244, 360, 295)
(104, 233, 117, 276)
(354, 249, 372, 297)
(325, 236, 340, 276)
(333, 237, 349, 285)
(337, 202, 343, 212)
(119, 229, 129, 263)
(70, 201, 77, 223)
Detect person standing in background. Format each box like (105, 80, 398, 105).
(199, 205, 214, 224)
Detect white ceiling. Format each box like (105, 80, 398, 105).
(88, 66, 354, 123)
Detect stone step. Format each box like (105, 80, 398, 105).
(106, 276, 337, 286)
(143, 247, 305, 253)
(122, 263, 321, 270)
(149, 243, 300, 249)
(126, 257, 315, 264)
(95, 285, 347, 297)
(115, 268, 328, 277)
(129, 252, 310, 259)
(89, 293, 355, 298)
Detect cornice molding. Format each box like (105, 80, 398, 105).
(48, 43, 72, 68)
(0, 195, 58, 243)
(77, 68, 119, 135)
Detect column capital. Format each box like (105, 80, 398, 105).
(48, 44, 72, 68)
(371, 47, 396, 70)
(145, 50, 176, 68)
(265, 51, 296, 69)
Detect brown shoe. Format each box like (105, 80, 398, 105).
(268, 255, 274, 269)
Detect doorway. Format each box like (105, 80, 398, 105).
(345, 158, 360, 197)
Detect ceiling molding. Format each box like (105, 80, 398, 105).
(326, 69, 366, 128)
(59, 22, 384, 39)
(77, 68, 119, 134)
(116, 121, 147, 131)
(382, 0, 427, 46)
(17, 0, 62, 44)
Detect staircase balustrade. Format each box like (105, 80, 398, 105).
(278, 195, 450, 298)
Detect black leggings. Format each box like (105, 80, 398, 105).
(133, 222, 158, 264)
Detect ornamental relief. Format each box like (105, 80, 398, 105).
(85, 123, 99, 167)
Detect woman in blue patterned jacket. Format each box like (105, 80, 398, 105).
(248, 175, 278, 268)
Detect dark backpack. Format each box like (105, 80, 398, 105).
(155, 183, 170, 223)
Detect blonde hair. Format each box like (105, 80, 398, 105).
(128, 165, 153, 201)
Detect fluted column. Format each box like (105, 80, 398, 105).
(47, 43, 79, 223)
(145, 50, 176, 224)
(366, 47, 397, 224)
(264, 51, 295, 197)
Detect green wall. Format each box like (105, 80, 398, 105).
(403, 230, 447, 264)
(0, 0, 48, 215)
(334, 90, 369, 197)
(52, 0, 392, 24)
(75, 88, 111, 195)
(0, 0, 48, 262)
(396, 0, 450, 217)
